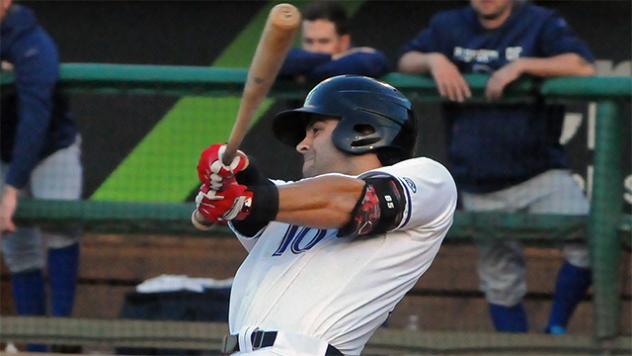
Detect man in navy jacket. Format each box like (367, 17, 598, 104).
(1, 1, 82, 351)
(398, 0, 595, 334)
(280, 1, 388, 82)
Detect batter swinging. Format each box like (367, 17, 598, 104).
(193, 75, 457, 355)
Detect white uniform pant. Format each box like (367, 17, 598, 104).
(462, 169, 590, 307)
(1, 136, 82, 273)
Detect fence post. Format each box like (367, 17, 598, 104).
(588, 101, 624, 340)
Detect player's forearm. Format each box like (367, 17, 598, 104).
(514, 53, 595, 77)
(2, 185, 19, 200)
(276, 176, 365, 228)
(398, 51, 442, 74)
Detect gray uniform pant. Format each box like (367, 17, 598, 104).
(462, 169, 590, 307)
(1, 136, 83, 273)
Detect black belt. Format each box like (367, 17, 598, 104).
(222, 330, 343, 355)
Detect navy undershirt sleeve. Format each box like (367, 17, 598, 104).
(308, 50, 389, 81)
(538, 12, 594, 62)
(280, 47, 389, 81)
(280, 48, 332, 77)
(398, 14, 451, 57)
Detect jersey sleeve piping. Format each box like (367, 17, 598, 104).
(394, 176, 413, 229)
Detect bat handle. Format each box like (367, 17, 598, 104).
(222, 145, 238, 166)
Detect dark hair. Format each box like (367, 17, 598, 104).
(302, 1, 349, 36)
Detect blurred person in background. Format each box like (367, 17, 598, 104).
(398, 0, 595, 334)
(279, 1, 388, 82)
(1, 0, 83, 352)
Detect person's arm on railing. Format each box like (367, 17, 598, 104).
(397, 51, 435, 74)
(0, 186, 18, 232)
(398, 51, 471, 103)
(486, 8, 596, 100)
(396, 11, 471, 103)
(485, 53, 595, 100)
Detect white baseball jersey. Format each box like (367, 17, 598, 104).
(228, 157, 457, 355)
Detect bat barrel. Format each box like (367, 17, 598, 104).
(222, 3, 300, 165)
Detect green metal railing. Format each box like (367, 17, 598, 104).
(2, 63, 630, 99)
(590, 102, 625, 340)
(2, 317, 630, 354)
(2, 63, 631, 345)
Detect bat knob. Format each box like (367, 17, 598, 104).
(191, 210, 215, 231)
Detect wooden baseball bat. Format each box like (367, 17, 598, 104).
(192, 4, 299, 229)
(222, 3, 301, 165)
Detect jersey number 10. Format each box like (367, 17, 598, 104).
(272, 226, 327, 256)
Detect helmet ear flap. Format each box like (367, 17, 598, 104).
(349, 123, 380, 148)
(332, 116, 386, 154)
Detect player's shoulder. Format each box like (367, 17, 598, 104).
(428, 6, 474, 27)
(516, 3, 559, 25)
(433, 6, 467, 20)
(383, 156, 451, 175)
(394, 156, 446, 168)
(361, 157, 455, 188)
(523, 3, 557, 17)
(375, 158, 456, 232)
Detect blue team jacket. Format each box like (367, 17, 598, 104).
(400, 3, 594, 193)
(0, 5, 78, 189)
(280, 47, 389, 81)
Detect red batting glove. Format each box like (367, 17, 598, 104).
(191, 179, 253, 230)
(197, 144, 249, 190)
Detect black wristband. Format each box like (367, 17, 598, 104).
(231, 175, 279, 237)
(245, 181, 279, 225)
(235, 161, 267, 186)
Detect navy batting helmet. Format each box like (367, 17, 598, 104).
(272, 75, 417, 163)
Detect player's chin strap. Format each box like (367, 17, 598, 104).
(337, 176, 405, 238)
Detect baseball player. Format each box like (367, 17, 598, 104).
(192, 75, 457, 355)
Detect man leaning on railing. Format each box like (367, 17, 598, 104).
(397, 0, 596, 334)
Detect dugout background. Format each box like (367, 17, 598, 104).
(1, 0, 630, 340)
(21, 0, 631, 206)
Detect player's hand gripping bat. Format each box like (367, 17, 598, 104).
(192, 4, 300, 229)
